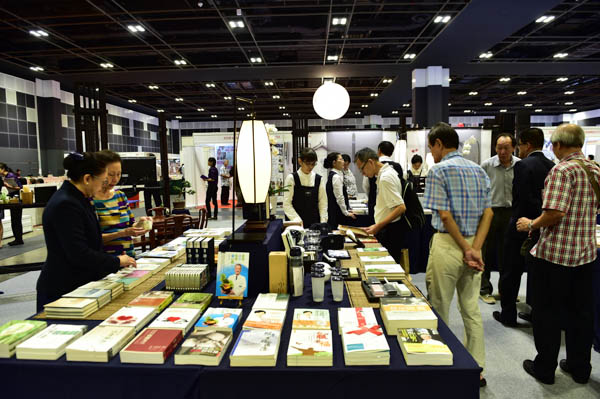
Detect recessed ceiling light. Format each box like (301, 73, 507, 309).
(246, 113, 251, 117)
(283, 113, 290, 117)
(403, 53, 416, 59)
(464, 110, 472, 113)
(500, 109, 507, 113)
(361, 104, 368, 108)
(273, 95, 280, 99)
(569, 108, 578, 112)
(148, 85, 159, 90)
(237, 107, 245, 111)
(127, 24, 145, 33)
(382, 78, 393, 84)
(264, 81, 274, 86)
(327, 55, 339, 61)
(95, 88, 99, 92)
(536, 15, 555, 23)
(29, 66, 44, 72)
(29, 30, 49, 37)
(228, 20, 245, 29)
(434, 15, 451, 23)
(499, 77, 511, 82)
(174, 59, 187, 65)
(556, 77, 568, 82)
(175, 115, 182, 119)
(128, 99, 137, 103)
(524, 103, 533, 107)
(279, 106, 286, 110)
(211, 114, 218, 118)
(517, 91, 527, 95)
(535, 109, 543, 112)
(402, 103, 410, 108)
(223, 96, 232, 100)
(564, 90, 574, 95)
(564, 101, 574, 105)
(157, 109, 164, 113)
(332, 17, 348, 26)
(469, 91, 478, 96)
(197, 108, 204, 112)
(553, 52, 568, 58)
(448, 103, 452, 106)
(175, 97, 183, 102)
(100, 63, 114, 69)
(484, 102, 493, 106)
(205, 83, 216, 88)
(355, 111, 361, 115)
(370, 93, 379, 97)
(447, 78, 452, 82)
(250, 57, 262, 63)
(391, 110, 399, 114)
(479, 52, 493, 59)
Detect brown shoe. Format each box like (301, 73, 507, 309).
(480, 294, 496, 304)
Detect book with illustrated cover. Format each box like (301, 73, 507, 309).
(16, 324, 87, 360)
(128, 291, 174, 313)
(149, 307, 202, 334)
(102, 268, 151, 290)
(356, 247, 389, 256)
(364, 264, 405, 279)
(66, 325, 136, 362)
(229, 329, 281, 367)
(242, 309, 286, 331)
(63, 287, 112, 308)
(171, 292, 213, 312)
(287, 329, 333, 367)
(359, 255, 397, 265)
(216, 252, 250, 297)
(79, 280, 124, 300)
(135, 258, 170, 275)
(99, 306, 156, 332)
(341, 325, 389, 366)
(120, 328, 183, 364)
(380, 297, 437, 334)
(397, 328, 453, 366)
(43, 297, 99, 319)
(292, 309, 331, 330)
(252, 293, 290, 310)
(174, 330, 233, 366)
(195, 307, 243, 332)
(337, 307, 378, 334)
(0, 320, 48, 358)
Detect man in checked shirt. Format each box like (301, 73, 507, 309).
(517, 123, 600, 385)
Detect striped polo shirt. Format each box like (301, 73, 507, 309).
(94, 190, 135, 256)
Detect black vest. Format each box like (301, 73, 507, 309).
(290, 172, 322, 228)
(326, 170, 349, 229)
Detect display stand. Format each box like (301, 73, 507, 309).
(217, 296, 243, 307)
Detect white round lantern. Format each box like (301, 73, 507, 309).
(312, 81, 350, 120)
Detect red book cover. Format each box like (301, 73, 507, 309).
(124, 329, 183, 359)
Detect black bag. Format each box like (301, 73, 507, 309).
(398, 177, 426, 231)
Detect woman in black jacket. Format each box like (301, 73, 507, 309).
(36, 152, 137, 312)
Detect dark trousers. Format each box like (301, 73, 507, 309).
(498, 229, 532, 322)
(221, 186, 230, 205)
(481, 206, 511, 295)
(205, 184, 218, 218)
(143, 188, 162, 213)
(375, 221, 407, 266)
(10, 207, 23, 242)
(531, 257, 593, 380)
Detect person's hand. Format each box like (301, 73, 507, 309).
(463, 247, 484, 272)
(516, 217, 532, 232)
(123, 227, 147, 237)
(348, 212, 357, 220)
(118, 253, 136, 268)
(363, 224, 381, 236)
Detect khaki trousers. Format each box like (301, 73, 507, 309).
(426, 232, 486, 369)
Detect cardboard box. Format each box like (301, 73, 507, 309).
(268, 251, 288, 294)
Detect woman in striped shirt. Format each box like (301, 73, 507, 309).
(93, 150, 149, 256)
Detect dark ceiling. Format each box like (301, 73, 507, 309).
(1, 0, 600, 121)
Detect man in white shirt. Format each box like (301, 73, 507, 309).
(355, 147, 407, 263)
(219, 159, 231, 206)
(363, 141, 404, 220)
(283, 148, 328, 227)
(227, 264, 247, 297)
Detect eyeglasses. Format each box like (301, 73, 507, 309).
(359, 160, 369, 173)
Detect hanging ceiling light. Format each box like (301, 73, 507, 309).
(312, 81, 350, 120)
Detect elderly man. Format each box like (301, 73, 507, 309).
(517, 124, 600, 385)
(220, 159, 231, 206)
(423, 122, 493, 387)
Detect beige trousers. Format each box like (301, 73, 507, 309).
(426, 232, 486, 370)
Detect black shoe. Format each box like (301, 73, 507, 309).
(8, 240, 24, 246)
(479, 377, 487, 388)
(518, 312, 532, 322)
(493, 311, 518, 327)
(523, 360, 554, 384)
(559, 359, 589, 384)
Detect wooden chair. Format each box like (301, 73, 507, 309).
(197, 207, 208, 229)
(133, 230, 154, 252)
(148, 218, 175, 247)
(147, 206, 170, 219)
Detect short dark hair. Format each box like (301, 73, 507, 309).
(518, 128, 544, 149)
(589, 154, 595, 160)
(428, 122, 459, 149)
(208, 157, 216, 166)
(299, 147, 317, 162)
(378, 141, 395, 157)
(354, 147, 378, 164)
(63, 152, 107, 182)
(96, 149, 122, 164)
(411, 154, 423, 164)
(323, 152, 341, 169)
(341, 154, 351, 163)
(495, 133, 516, 148)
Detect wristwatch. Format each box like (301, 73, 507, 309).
(528, 221, 533, 231)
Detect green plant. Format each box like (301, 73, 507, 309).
(268, 184, 290, 196)
(170, 179, 196, 201)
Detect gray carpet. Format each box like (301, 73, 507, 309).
(0, 233, 46, 261)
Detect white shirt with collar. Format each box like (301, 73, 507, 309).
(374, 163, 405, 224)
(283, 168, 328, 223)
(364, 155, 394, 193)
(480, 154, 520, 208)
(331, 169, 351, 216)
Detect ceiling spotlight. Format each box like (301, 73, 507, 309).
(211, 114, 218, 118)
(29, 30, 49, 37)
(553, 52, 568, 58)
(517, 91, 527, 95)
(403, 53, 416, 60)
(273, 95, 280, 99)
(250, 57, 262, 63)
(127, 24, 145, 33)
(283, 113, 290, 117)
(237, 107, 245, 111)
(355, 111, 361, 115)
(569, 108, 578, 112)
(524, 103, 533, 107)
(29, 66, 44, 72)
(434, 15, 451, 23)
(327, 55, 339, 61)
(197, 108, 204, 112)
(174, 98, 183, 102)
(447, 78, 452, 82)
(361, 104, 368, 108)
(479, 52, 493, 59)
(468, 91, 478, 96)
(391, 110, 399, 114)
(175, 115, 182, 119)
(332, 17, 348, 26)
(95, 88, 99, 92)
(100, 63, 114, 69)
(564, 101, 574, 105)
(499, 109, 508, 113)
(484, 102, 493, 106)
(499, 77, 511, 82)
(246, 114, 251, 117)
(448, 103, 452, 106)
(556, 77, 568, 82)
(223, 96, 232, 100)
(279, 106, 286, 110)
(535, 109, 543, 112)
(205, 83, 216, 88)
(536, 15, 555, 23)
(148, 85, 159, 90)
(228, 20, 245, 29)
(564, 90, 574, 95)
(157, 109, 164, 113)
(174, 59, 187, 65)
(382, 78, 393, 84)
(128, 99, 137, 103)
(370, 93, 379, 97)
(464, 110, 472, 113)
(402, 103, 410, 108)
(264, 81, 274, 86)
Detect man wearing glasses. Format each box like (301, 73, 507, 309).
(283, 147, 328, 227)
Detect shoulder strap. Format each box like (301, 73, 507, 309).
(292, 172, 301, 187)
(315, 174, 321, 187)
(572, 159, 600, 202)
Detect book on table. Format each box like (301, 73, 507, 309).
(127, 290, 174, 314)
(242, 308, 286, 331)
(171, 292, 213, 312)
(102, 268, 152, 290)
(66, 325, 136, 362)
(195, 307, 243, 332)
(364, 264, 406, 279)
(397, 328, 453, 366)
(229, 329, 281, 367)
(359, 255, 397, 265)
(380, 297, 438, 334)
(0, 320, 47, 358)
(139, 247, 184, 261)
(174, 330, 233, 366)
(16, 324, 87, 360)
(341, 325, 389, 366)
(326, 249, 351, 260)
(337, 307, 378, 334)
(119, 328, 183, 364)
(99, 306, 156, 332)
(287, 329, 333, 367)
(252, 293, 290, 311)
(356, 247, 389, 256)
(79, 280, 124, 300)
(337, 225, 374, 238)
(135, 257, 171, 275)
(62, 287, 112, 308)
(148, 307, 202, 334)
(43, 297, 99, 319)
(165, 264, 210, 292)
(291, 308, 331, 330)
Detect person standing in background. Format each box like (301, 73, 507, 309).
(363, 141, 403, 220)
(0, 162, 24, 246)
(220, 159, 231, 206)
(341, 154, 358, 199)
(324, 152, 355, 230)
(203, 157, 219, 220)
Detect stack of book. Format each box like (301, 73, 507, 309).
(364, 264, 406, 280)
(356, 247, 389, 257)
(287, 309, 333, 367)
(185, 237, 215, 267)
(337, 307, 378, 334)
(174, 329, 233, 366)
(229, 329, 281, 367)
(128, 291, 174, 314)
(79, 280, 124, 300)
(341, 324, 390, 366)
(359, 255, 397, 265)
(349, 200, 368, 215)
(135, 257, 171, 275)
(66, 325, 136, 362)
(380, 297, 438, 334)
(119, 328, 183, 364)
(397, 328, 453, 366)
(194, 307, 243, 332)
(102, 268, 152, 291)
(165, 264, 210, 292)
(100, 306, 156, 332)
(63, 287, 112, 308)
(0, 320, 47, 358)
(171, 292, 213, 312)
(291, 308, 331, 330)
(44, 297, 99, 319)
(139, 245, 185, 261)
(252, 293, 289, 311)
(242, 308, 286, 331)
(149, 307, 202, 334)
(184, 227, 231, 239)
(16, 324, 87, 360)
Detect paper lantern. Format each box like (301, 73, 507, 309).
(235, 120, 272, 203)
(312, 81, 350, 120)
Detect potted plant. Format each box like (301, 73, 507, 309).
(170, 179, 196, 209)
(267, 184, 290, 214)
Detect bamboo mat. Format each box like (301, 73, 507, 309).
(34, 255, 185, 321)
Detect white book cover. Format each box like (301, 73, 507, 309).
(364, 264, 405, 274)
(338, 308, 378, 332)
(100, 306, 156, 331)
(356, 247, 388, 254)
(359, 255, 396, 264)
(63, 288, 111, 299)
(66, 325, 134, 354)
(149, 307, 202, 333)
(243, 309, 286, 331)
(44, 297, 97, 310)
(341, 326, 389, 354)
(253, 293, 289, 310)
(292, 309, 331, 330)
(230, 329, 280, 358)
(80, 280, 123, 292)
(287, 330, 333, 360)
(16, 324, 87, 351)
(136, 257, 170, 266)
(381, 298, 436, 322)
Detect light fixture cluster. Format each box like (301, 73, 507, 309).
(564, 101, 574, 105)
(127, 24, 145, 33)
(175, 97, 183, 102)
(273, 95, 280, 99)
(361, 104, 368, 108)
(536, 15, 555, 23)
(500, 109, 507, 113)
(229, 20, 245, 29)
(556, 77, 568, 82)
(391, 110, 399, 114)
(29, 30, 48, 37)
(499, 77, 511, 82)
(468, 91, 478, 96)
(517, 91, 527, 95)
(464, 110, 472, 113)
(175, 115, 182, 119)
(553, 53, 568, 58)
(223, 96, 232, 100)
(211, 114, 218, 118)
(354, 111, 361, 115)
(434, 15, 451, 23)
(250, 57, 262, 63)
(279, 106, 286, 110)
(484, 102, 492, 106)
(479, 52, 493, 59)
(332, 17, 347, 25)
(382, 78, 393, 84)
(327, 55, 339, 61)
(205, 83, 216, 88)
(157, 109, 164, 113)
(29, 66, 44, 72)
(237, 106, 245, 111)
(100, 63, 114, 69)
(264, 81, 274, 86)
(197, 108, 204, 112)
(148, 85, 159, 90)
(402, 103, 410, 108)
(569, 108, 578, 112)
(535, 109, 543, 112)
(403, 53, 416, 59)
(174, 59, 187, 65)
(128, 99, 137, 103)
(564, 90, 574, 95)
(282, 113, 290, 117)
(370, 93, 378, 97)
(524, 103, 532, 107)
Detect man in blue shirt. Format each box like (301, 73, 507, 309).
(423, 122, 493, 387)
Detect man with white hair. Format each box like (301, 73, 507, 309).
(517, 123, 600, 385)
